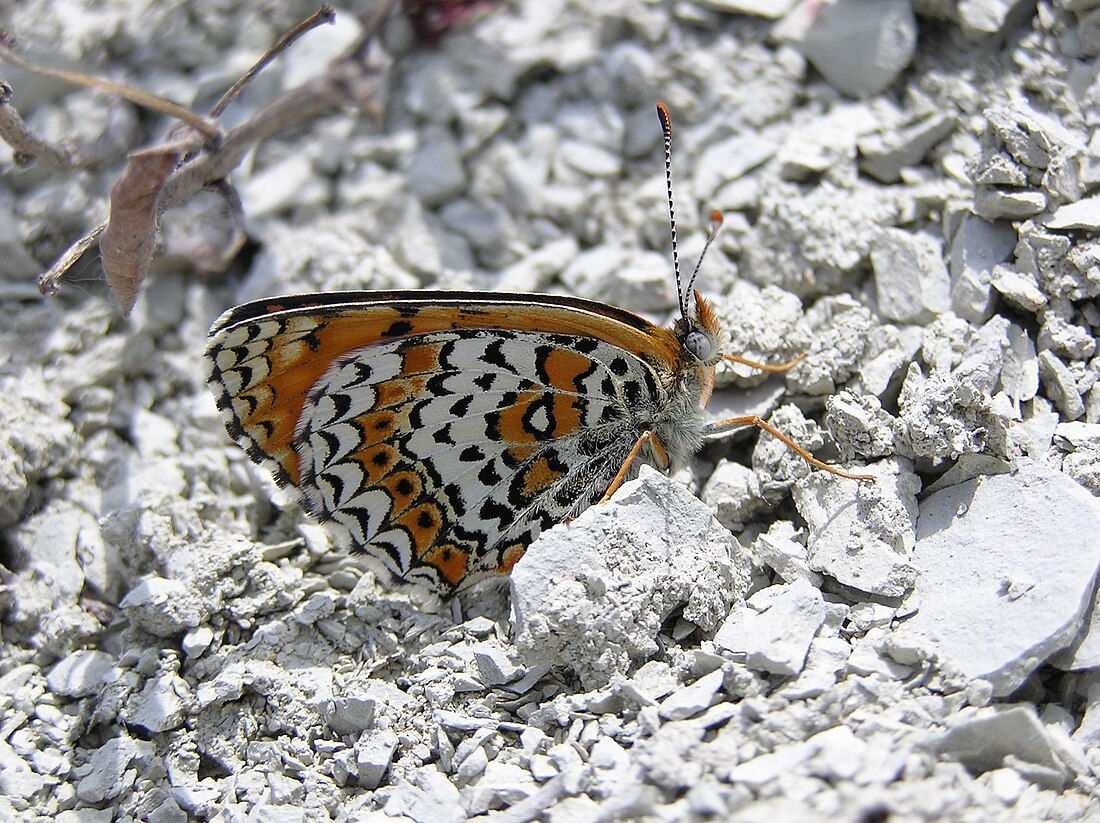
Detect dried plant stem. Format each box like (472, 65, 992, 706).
(0, 81, 79, 168)
(211, 4, 337, 118)
(154, 0, 400, 214)
(0, 39, 219, 141)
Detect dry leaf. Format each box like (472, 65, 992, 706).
(99, 146, 182, 316)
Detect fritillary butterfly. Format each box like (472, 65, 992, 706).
(206, 103, 872, 594)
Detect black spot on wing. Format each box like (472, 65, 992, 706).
(479, 462, 502, 486)
(533, 345, 554, 385)
(574, 337, 600, 354)
(330, 391, 353, 422)
(229, 361, 255, 391)
(437, 338, 459, 369)
(409, 399, 428, 429)
(314, 428, 343, 460)
(480, 339, 518, 374)
(426, 373, 455, 397)
(318, 469, 346, 507)
(382, 320, 414, 338)
(485, 410, 501, 441)
(341, 360, 374, 389)
(235, 392, 260, 418)
(440, 482, 465, 513)
(479, 497, 514, 530)
(460, 445, 485, 462)
(598, 404, 624, 425)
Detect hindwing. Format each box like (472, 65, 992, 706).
(207, 292, 678, 592)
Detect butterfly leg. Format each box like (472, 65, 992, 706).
(597, 430, 670, 505)
(702, 353, 807, 406)
(706, 415, 875, 482)
(724, 352, 806, 373)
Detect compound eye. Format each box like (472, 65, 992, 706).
(684, 329, 713, 362)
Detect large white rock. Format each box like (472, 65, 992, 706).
(935, 705, 1078, 788)
(511, 467, 749, 688)
(714, 578, 825, 675)
(894, 459, 1100, 696)
(46, 650, 119, 698)
(871, 228, 952, 324)
(795, 458, 920, 598)
(779, 0, 917, 98)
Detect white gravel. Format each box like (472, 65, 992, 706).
(3, 1, 1100, 821)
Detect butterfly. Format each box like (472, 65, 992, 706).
(206, 103, 872, 595)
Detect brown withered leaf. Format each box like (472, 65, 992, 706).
(99, 145, 184, 316)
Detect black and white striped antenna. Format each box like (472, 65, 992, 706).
(656, 102, 686, 317)
(656, 102, 722, 319)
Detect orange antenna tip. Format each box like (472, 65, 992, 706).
(656, 102, 672, 135)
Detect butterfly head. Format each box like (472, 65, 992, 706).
(676, 289, 726, 367)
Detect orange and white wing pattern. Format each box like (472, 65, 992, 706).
(206, 291, 703, 593)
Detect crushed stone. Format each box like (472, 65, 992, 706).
(3, 2, 1100, 821)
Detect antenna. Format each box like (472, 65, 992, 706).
(656, 102, 686, 318)
(685, 210, 723, 301)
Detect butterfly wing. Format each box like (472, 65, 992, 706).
(207, 291, 684, 593)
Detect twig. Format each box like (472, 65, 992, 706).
(210, 5, 336, 118)
(0, 81, 79, 168)
(0, 36, 219, 141)
(158, 0, 399, 213)
(349, 0, 401, 62)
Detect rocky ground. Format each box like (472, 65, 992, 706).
(2, 0, 1100, 821)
